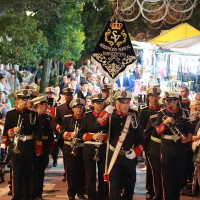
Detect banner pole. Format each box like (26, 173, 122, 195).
(104, 79, 114, 180)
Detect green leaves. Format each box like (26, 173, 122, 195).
(0, 13, 48, 66)
(36, 1, 85, 62)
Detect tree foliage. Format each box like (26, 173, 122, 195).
(35, 2, 85, 62)
(81, 0, 113, 57)
(0, 13, 48, 65)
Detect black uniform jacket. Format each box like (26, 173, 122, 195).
(80, 111, 108, 158)
(60, 114, 83, 156)
(139, 105, 160, 150)
(55, 103, 72, 126)
(156, 107, 192, 155)
(109, 110, 143, 165)
(139, 105, 160, 134)
(146, 114, 161, 157)
(3, 108, 42, 156)
(39, 113, 54, 155)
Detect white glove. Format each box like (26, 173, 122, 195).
(105, 105, 114, 114)
(125, 149, 136, 159)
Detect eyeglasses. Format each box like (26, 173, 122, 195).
(94, 101, 104, 104)
(73, 105, 83, 109)
(165, 98, 174, 103)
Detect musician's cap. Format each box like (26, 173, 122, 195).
(90, 93, 104, 102)
(21, 85, 35, 91)
(105, 96, 115, 105)
(63, 88, 74, 95)
(114, 90, 132, 101)
(31, 90, 40, 98)
(15, 89, 32, 98)
(29, 82, 37, 90)
(164, 91, 181, 100)
(100, 84, 111, 91)
(45, 87, 56, 94)
(80, 79, 88, 85)
(31, 95, 48, 105)
(147, 87, 161, 96)
(69, 98, 85, 108)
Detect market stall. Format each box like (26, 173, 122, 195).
(131, 23, 200, 101)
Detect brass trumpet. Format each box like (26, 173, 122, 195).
(70, 121, 80, 157)
(12, 115, 23, 154)
(70, 138, 81, 157)
(93, 142, 101, 161)
(161, 112, 185, 142)
(92, 131, 103, 161)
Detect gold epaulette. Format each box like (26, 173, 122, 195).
(157, 108, 166, 113)
(7, 108, 15, 112)
(181, 108, 189, 112)
(150, 114, 158, 118)
(85, 111, 93, 114)
(46, 112, 52, 118)
(57, 103, 65, 107)
(141, 106, 148, 110)
(64, 114, 73, 118)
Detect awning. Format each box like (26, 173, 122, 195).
(150, 23, 200, 44)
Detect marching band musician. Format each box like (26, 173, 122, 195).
(100, 84, 111, 101)
(54, 88, 74, 181)
(139, 87, 161, 200)
(97, 90, 143, 200)
(2, 89, 43, 200)
(45, 87, 57, 167)
(80, 93, 109, 200)
(156, 91, 193, 200)
(31, 95, 54, 200)
(60, 98, 86, 200)
(45, 87, 57, 120)
(21, 85, 40, 111)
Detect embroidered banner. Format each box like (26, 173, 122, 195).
(91, 14, 136, 81)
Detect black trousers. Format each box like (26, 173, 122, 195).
(31, 154, 49, 198)
(110, 159, 136, 200)
(161, 144, 186, 200)
(145, 151, 155, 196)
(64, 146, 86, 197)
(83, 145, 108, 200)
(147, 154, 162, 200)
(12, 153, 34, 200)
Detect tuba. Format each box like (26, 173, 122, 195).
(70, 121, 80, 157)
(12, 115, 23, 154)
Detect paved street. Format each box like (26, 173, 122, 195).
(0, 157, 199, 200)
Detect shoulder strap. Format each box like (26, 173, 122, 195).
(104, 115, 132, 182)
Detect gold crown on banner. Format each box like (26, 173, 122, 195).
(110, 20, 123, 30)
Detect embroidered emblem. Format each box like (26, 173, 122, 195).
(122, 91, 127, 98)
(153, 88, 157, 93)
(98, 93, 102, 100)
(76, 98, 81, 104)
(23, 90, 28, 96)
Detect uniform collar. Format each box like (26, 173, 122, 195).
(116, 110, 127, 116)
(16, 107, 28, 111)
(149, 104, 160, 110)
(167, 107, 179, 113)
(73, 114, 83, 119)
(93, 111, 100, 117)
